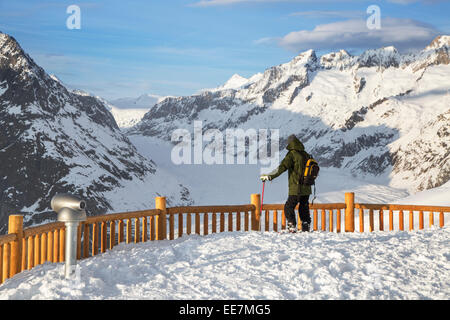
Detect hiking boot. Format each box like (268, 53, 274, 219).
(301, 222, 310, 232)
(287, 222, 297, 233)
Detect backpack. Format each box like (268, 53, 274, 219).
(298, 151, 320, 186)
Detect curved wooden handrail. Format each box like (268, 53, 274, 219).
(386, 204, 450, 212)
(20, 210, 163, 238)
(355, 203, 390, 210)
(356, 203, 450, 212)
(23, 222, 65, 238)
(262, 203, 450, 212)
(167, 204, 255, 214)
(85, 209, 161, 224)
(0, 233, 18, 246)
(262, 203, 346, 210)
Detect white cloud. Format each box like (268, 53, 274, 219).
(386, 0, 445, 3)
(253, 37, 275, 45)
(273, 18, 441, 52)
(387, 0, 419, 3)
(190, 0, 269, 6)
(189, 0, 444, 6)
(289, 10, 364, 19)
(190, 0, 358, 7)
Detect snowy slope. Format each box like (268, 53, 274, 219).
(0, 227, 448, 299)
(105, 95, 168, 128)
(392, 180, 450, 206)
(106, 105, 150, 129)
(109, 94, 165, 110)
(130, 136, 410, 205)
(130, 36, 450, 194)
(0, 32, 192, 232)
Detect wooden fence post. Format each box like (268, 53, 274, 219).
(8, 215, 23, 277)
(155, 197, 167, 240)
(2, 243, 10, 283)
(344, 193, 355, 232)
(251, 194, 261, 231)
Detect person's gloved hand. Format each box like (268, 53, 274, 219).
(260, 175, 270, 182)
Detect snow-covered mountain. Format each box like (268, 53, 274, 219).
(106, 94, 168, 128)
(109, 94, 165, 110)
(48, 77, 160, 129)
(106, 105, 150, 129)
(130, 36, 450, 193)
(204, 73, 252, 92)
(0, 32, 192, 233)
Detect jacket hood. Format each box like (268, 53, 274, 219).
(286, 135, 304, 151)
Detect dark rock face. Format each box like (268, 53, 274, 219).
(312, 132, 396, 172)
(357, 47, 400, 69)
(143, 91, 238, 123)
(355, 152, 393, 175)
(0, 33, 190, 233)
(344, 107, 369, 131)
(354, 77, 366, 94)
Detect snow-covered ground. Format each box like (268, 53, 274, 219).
(0, 227, 448, 300)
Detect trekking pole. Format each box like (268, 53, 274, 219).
(260, 181, 265, 232)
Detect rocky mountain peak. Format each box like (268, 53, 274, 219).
(320, 49, 354, 70)
(0, 32, 47, 82)
(357, 46, 400, 69)
(409, 34, 450, 71)
(426, 35, 450, 50)
(291, 49, 317, 65)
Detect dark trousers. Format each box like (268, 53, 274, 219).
(284, 195, 310, 226)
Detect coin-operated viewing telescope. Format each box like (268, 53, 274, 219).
(51, 194, 87, 278)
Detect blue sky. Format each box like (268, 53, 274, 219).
(0, 0, 449, 100)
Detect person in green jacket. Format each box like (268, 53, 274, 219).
(260, 134, 312, 232)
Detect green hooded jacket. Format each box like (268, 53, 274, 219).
(268, 136, 312, 196)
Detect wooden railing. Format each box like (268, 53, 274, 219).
(0, 208, 164, 285)
(354, 203, 447, 232)
(166, 204, 255, 239)
(261, 203, 347, 232)
(0, 193, 448, 285)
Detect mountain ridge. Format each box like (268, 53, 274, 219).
(130, 35, 450, 193)
(0, 32, 192, 233)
